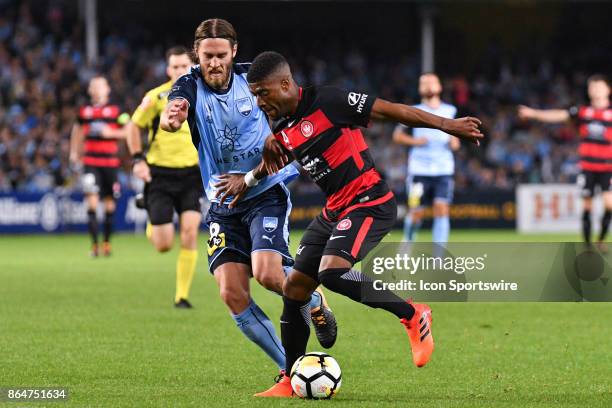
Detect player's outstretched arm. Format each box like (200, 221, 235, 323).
(392, 126, 427, 146)
(101, 124, 128, 139)
(160, 99, 188, 132)
(69, 123, 83, 165)
(214, 135, 290, 208)
(517, 105, 570, 123)
(371, 98, 484, 144)
(126, 121, 151, 182)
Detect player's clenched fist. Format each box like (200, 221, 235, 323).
(166, 98, 188, 130)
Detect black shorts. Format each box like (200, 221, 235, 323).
(82, 166, 119, 198)
(577, 171, 612, 198)
(294, 195, 397, 281)
(145, 165, 204, 225)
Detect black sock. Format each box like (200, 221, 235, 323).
(599, 210, 611, 242)
(281, 296, 311, 374)
(582, 210, 592, 244)
(319, 268, 415, 320)
(87, 209, 98, 245)
(103, 211, 114, 242)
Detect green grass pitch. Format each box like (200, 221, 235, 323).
(1, 230, 611, 407)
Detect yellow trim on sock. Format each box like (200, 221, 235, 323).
(145, 222, 153, 240)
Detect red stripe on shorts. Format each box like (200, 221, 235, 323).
(351, 216, 374, 258)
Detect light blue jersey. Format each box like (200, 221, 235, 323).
(169, 64, 298, 202)
(398, 102, 457, 176)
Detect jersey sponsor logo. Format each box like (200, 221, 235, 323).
(348, 92, 361, 106)
(587, 122, 606, 138)
(302, 157, 321, 175)
(329, 235, 345, 241)
(263, 216, 278, 232)
(215, 124, 242, 152)
(302, 157, 331, 181)
(296, 244, 305, 255)
(159, 90, 171, 99)
(213, 147, 261, 165)
(336, 218, 352, 231)
(348, 92, 369, 113)
(207, 222, 226, 256)
(236, 97, 253, 117)
(300, 120, 314, 137)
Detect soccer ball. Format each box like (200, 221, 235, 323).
(290, 352, 342, 399)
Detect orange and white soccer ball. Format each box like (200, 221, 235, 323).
(290, 352, 342, 399)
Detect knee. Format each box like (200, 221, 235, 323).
(411, 209, 424, 222)
(433, 203, 449, 217)
(152, 237, 173, 252)
(180, 226, 198, 248)
(282, 274, 310, 301)
(318, 268, 344, 290)
(219, 288, 249, 314)
(254, 270, 283, 292)
(252, 253, 284, 292)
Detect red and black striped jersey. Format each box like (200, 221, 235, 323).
(78, 104, 122, 168)
(273, 86, 392, 221)
(570, 105, 612, 172)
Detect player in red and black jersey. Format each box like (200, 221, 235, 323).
(70, 75, 128, 257)
(214, 51, 483, 397)
(519, 75, 612, 251)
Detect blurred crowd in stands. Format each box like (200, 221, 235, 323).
(0, 1, 594, 195)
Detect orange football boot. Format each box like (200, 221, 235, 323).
(254, 370, 294, 398)
(102, 241, 112, 257)
(400, 301, 434, 367)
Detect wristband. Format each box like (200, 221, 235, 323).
(132, 152, 145, 165)
(244, 170, 259, 187)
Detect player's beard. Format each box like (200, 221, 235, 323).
(204, 64, 232, 91)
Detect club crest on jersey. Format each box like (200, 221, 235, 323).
(263, 217, 278, 233)
(300, 120, 314, 137)
(337, 218, 352, 231)
(236, 97, 252, 117)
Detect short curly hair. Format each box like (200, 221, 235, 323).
(247, 51, 289, 83)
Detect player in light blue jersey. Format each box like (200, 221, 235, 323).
(393, 73, 459, 244)
(159, 19, 337, 376)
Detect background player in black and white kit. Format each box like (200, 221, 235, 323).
(215, 51, 484, 397)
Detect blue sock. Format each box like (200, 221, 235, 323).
(404, 215, 421, 242)
(285, 266, 321, 310)
(309, 291, 322, 309)
(432, 216, 450, 244)
(232, 300, 285, 369)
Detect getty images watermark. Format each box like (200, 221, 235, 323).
(360, 243, 612, 302)
(371, 252, 518, 293)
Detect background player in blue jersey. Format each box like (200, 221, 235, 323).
(159, 19, 337, 373)
(393, 73, 459, 244)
